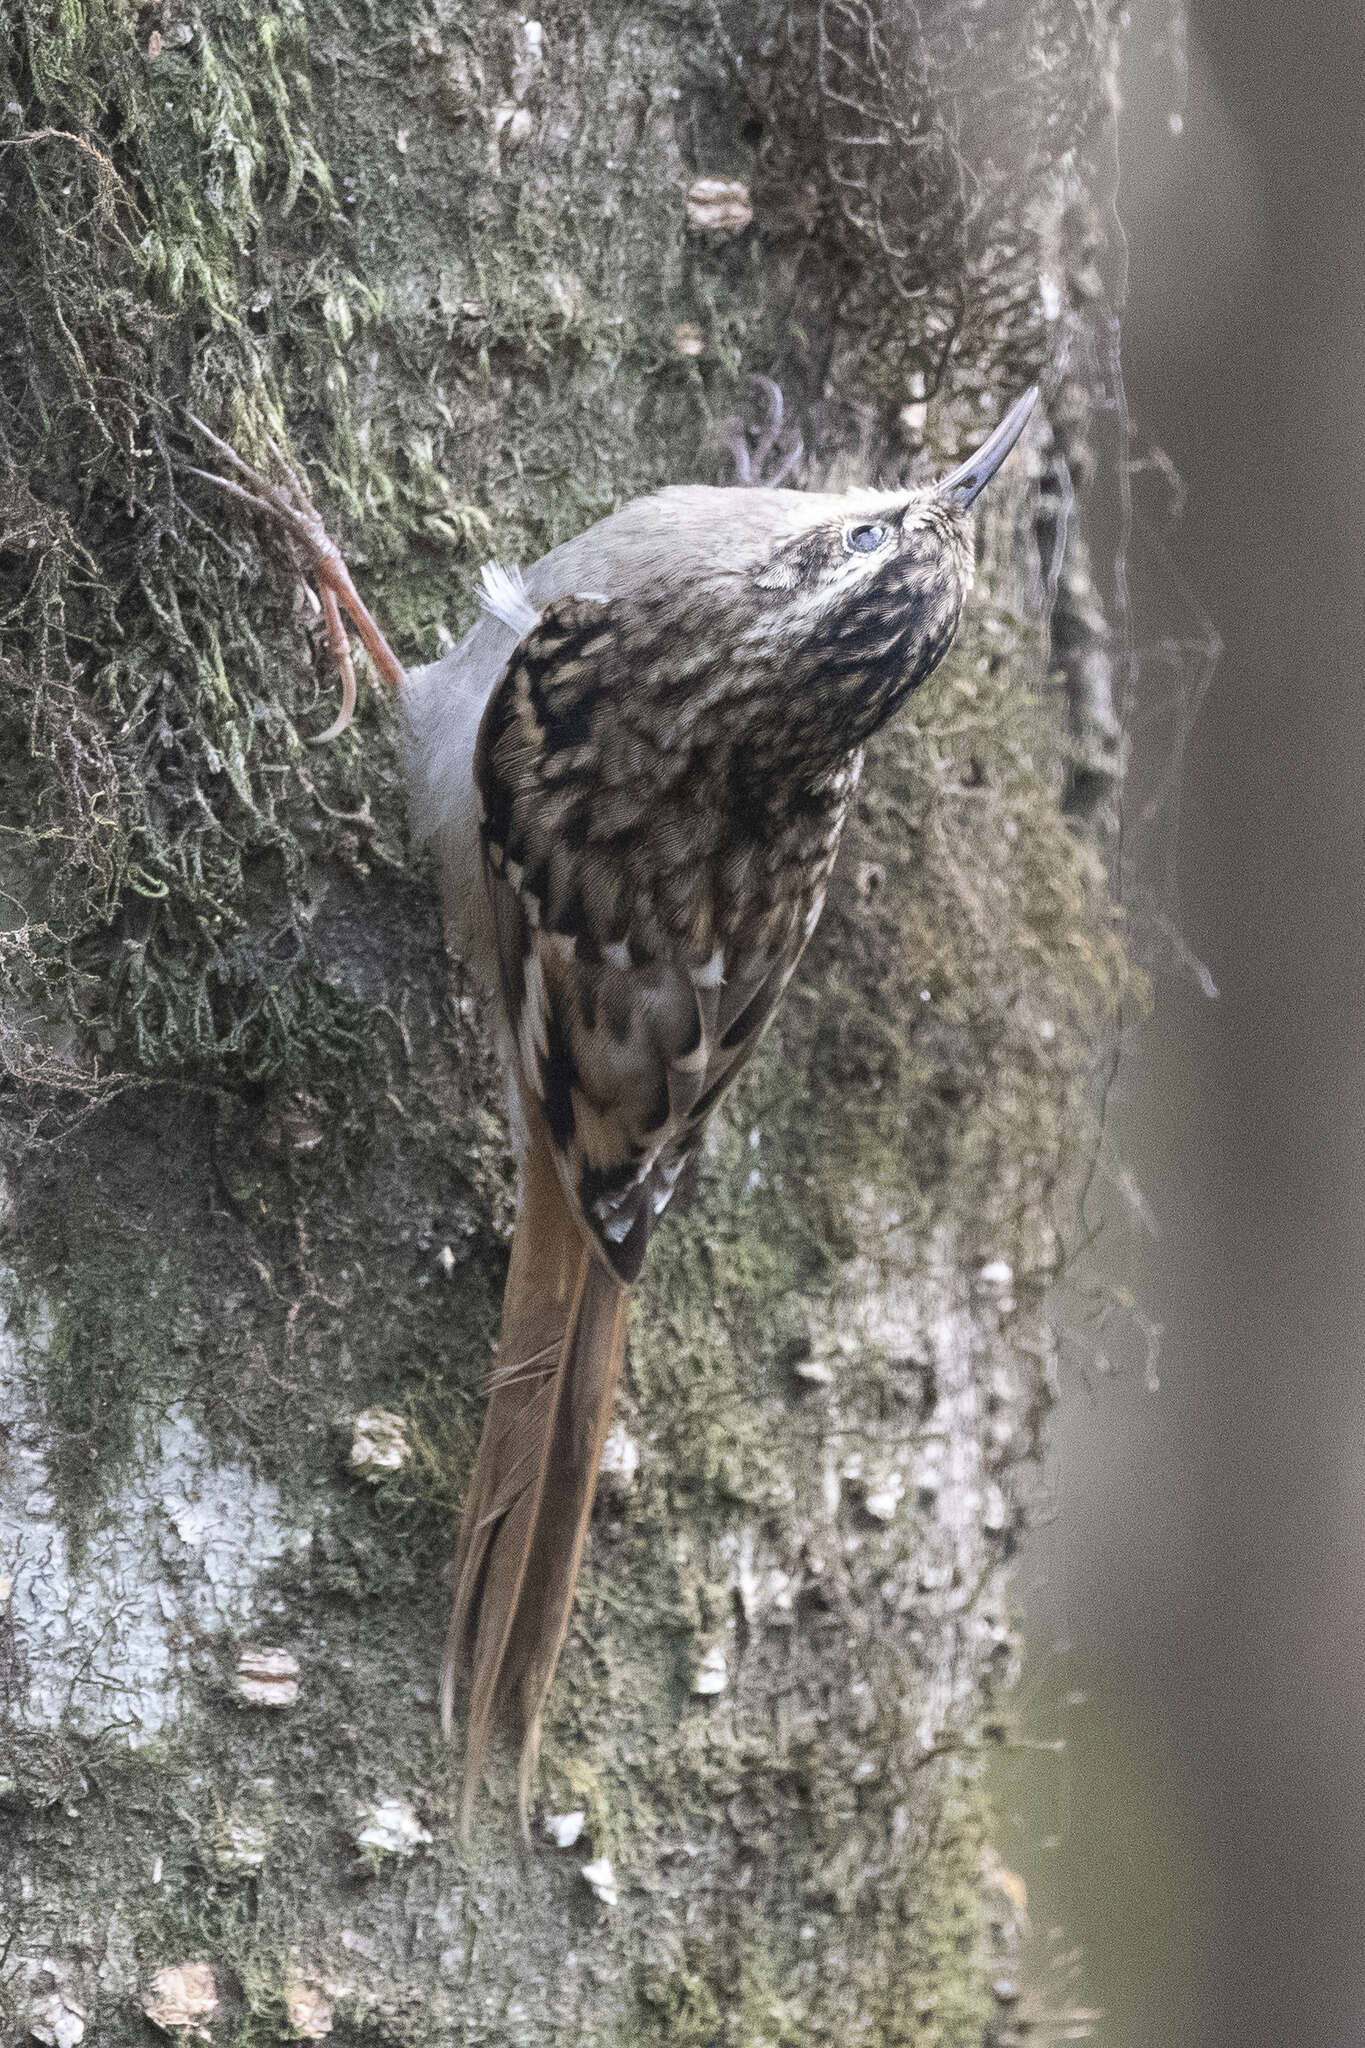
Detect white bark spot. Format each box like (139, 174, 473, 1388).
(349, 1408, 410, 1479)
(686, 178, 753, 233)
(29, 1992, 88, 2048)
(354, 1796, 432, 1858)
(543, 1809, 586, 1848)
(598, 1429, 639, 1490)
(234, 1648, 300, 1709)
(580, 1856, 618, 1906)
(141, 1964, 218, 2040)
(284, 1984, 334, 2040)
(693, 1644, 728, 1695)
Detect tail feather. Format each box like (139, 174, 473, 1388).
(443, 1115, 629, 1835)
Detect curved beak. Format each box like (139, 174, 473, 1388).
(937, 386, 1039, 508)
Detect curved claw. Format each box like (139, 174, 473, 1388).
(312, 582, 359, 743)
(717, 375, 805, 489)
(185, 414, 406, 733)
(747, 374, 784, 472)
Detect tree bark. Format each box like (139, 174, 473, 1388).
(0, 4, 1125, 2042)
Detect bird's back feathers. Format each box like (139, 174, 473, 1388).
(472, 591, 853, 1278)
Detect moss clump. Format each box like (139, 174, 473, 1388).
(1, 3, 383, 1094)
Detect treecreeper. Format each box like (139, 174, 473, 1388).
(189, 387, 1038, 1833)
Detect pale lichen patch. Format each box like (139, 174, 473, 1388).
(1, 1291, 310, 1741)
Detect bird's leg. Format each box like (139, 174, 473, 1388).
(718, 375, 804, 489)
(186, 415, 406, 738)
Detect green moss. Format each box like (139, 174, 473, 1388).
(12, 1213, 189, 1548)
(883, 1785, 997, 2048)
(630, 1781, 995, 2048)
(637, 1961, 726, 2047)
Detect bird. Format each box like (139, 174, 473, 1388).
(188, 385, 1038, 1831)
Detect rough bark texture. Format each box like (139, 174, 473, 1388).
(0, 3, 1126, 2042)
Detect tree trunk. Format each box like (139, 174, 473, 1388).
(0, 3, 1125, 2042)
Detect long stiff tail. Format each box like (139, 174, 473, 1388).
(442, 1114, 629, 1835)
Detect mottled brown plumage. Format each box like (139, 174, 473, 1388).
(189, 386, 1038, 1834)
(473, 589, 858, 1280)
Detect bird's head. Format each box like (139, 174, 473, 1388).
(565, 387, 1038, 780)
(729, 384, 1039, 759)
(514, 387, 1037, 805)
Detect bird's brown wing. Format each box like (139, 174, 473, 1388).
(474, 594, 819, 1282)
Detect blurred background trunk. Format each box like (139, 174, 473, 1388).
(0, 4, 1124, 2041)
(990, 5, 1365, 2046)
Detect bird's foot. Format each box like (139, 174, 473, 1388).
(718, 375, 803, 488)
(186, 415, 406, 738)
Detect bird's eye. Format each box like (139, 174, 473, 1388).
(845, 522, 888, 554)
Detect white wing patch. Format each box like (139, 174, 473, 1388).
(479, 560, 542, 640)
(518, 945, 551, 1069)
